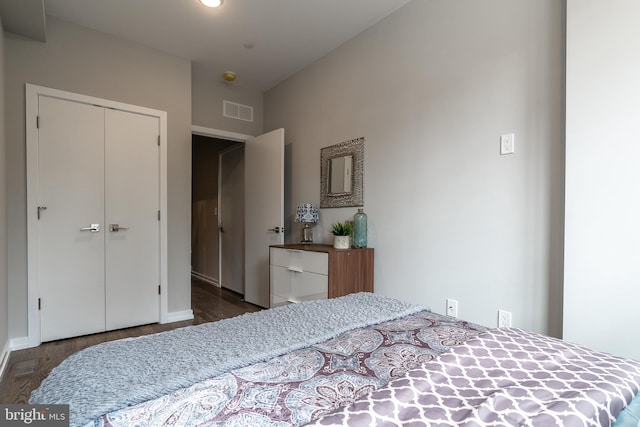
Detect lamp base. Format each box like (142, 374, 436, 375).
(301, 223, 314, 244)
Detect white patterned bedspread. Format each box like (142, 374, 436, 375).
(308, 328, 640, 427)
(94, 311, 486, 427)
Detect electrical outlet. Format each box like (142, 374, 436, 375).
(498, 310, 512, 328)
(500, 133, 515, 155)
(446, 299, 458, 318)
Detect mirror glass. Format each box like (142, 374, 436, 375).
(328, 155, 352, 194)
(320, 137, 364, 208)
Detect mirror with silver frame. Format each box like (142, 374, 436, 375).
(328, 155, 352, 194)
(320, 137, 364, 208)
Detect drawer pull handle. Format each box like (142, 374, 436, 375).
(287, 267, 303, 273)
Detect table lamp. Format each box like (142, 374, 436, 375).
(295, 203, 319, 244)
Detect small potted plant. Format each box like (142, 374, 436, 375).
(330, 222, 353, 249)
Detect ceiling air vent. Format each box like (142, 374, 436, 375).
(223, 100, 254, 123)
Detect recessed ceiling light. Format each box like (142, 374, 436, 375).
(200, 0, 223, 8)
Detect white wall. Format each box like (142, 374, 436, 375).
(192, 64, 263, 136)
(265, 0, 566, 336)
(0, 18, 9, 361)
(564, 0, 640, 359)
(5, 17, 192, 340)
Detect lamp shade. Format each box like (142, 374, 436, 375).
(295, 203, 319, 224)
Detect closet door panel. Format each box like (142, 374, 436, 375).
(38, 96, 106, 341)
(105, 109, 160, 329)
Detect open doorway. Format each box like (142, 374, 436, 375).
(191, 126, 286, 308)
(191, 134, 244, 294)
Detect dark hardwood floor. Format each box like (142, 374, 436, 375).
(0, 278, 261, 404)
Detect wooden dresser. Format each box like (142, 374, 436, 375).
(269, 244, 374, 308)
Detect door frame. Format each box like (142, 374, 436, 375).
(192, 126, 250, 144)
(26, 84, 168, 348)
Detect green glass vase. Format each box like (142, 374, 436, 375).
(353, 209, 367, 248)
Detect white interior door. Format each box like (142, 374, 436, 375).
(105, 109, 160, 329)
(27, 84, 169, 346)
(38, 96, 106, 342)
(244, 128, 285, 307)
(219, 145, 245, 294)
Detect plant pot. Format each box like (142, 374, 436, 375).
(333, 235, 350, 249)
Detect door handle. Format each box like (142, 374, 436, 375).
(109, 224, 129, 232)
(267, 226, 284, 234)
(219, 222, 224, 233)
(80, 224, 100, 232)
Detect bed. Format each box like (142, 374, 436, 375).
(30, 292, 640, 427)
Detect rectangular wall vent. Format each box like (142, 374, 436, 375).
(223, 100, 254, 123)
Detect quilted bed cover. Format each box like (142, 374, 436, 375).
(92, 309, 640, 427)
(94, 310, 487, 426)
(309, 328, 640, 427)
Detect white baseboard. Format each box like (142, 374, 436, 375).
(0, 340, 10, 381)
(9, 336, 30, 351)
(162, 309, 194, 324)
(191, 271, 220, 287)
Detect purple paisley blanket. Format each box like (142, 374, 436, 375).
(309, 328, 640, 427)
(96, 311, 487, 426)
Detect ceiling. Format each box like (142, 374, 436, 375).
(0, 0, 46, 41)
(0, 0, 411, 91)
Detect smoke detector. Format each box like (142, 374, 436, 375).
(223, 71, 237, 82)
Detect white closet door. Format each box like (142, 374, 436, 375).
(38, 96, 106, 342)
(105, 109, 160, 329)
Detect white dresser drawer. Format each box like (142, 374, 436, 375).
(270, 247, 328, 275)
(270, 265, 328, 307)
(269, 244, 374, 309)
